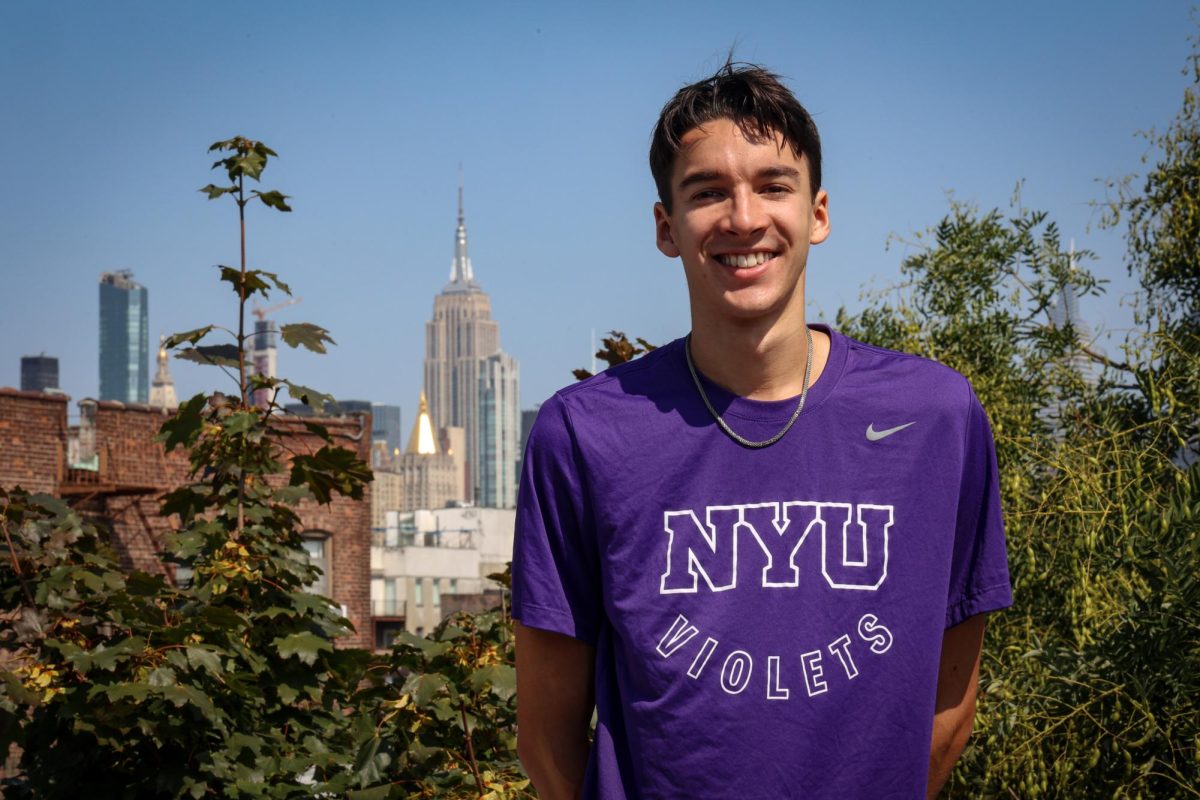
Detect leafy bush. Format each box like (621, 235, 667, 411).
(350, 588, 528, 799)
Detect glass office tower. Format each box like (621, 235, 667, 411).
(372, 403, 403, 456)
(477, 352, 520, 509)
(99, 270, 149, 403)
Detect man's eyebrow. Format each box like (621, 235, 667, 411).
(677, 170, 722, 192)
(756, 165, 802, 181)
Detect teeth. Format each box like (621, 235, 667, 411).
(719, 252, 773, 267)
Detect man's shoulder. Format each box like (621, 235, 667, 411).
(526, 339, 686, 454)
(835, 330, 977, 416)
(554, 337, 685, 405)
(840, 331, 969, 391)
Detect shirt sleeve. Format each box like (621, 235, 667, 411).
(511, 393, 603, 644)
(944, 384, 1014, 629)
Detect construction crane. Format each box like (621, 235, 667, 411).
(248, 297, 302, 408)
(251, 296, 302, 321)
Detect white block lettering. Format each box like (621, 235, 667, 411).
(827, 634, 859, 679)
(744, 502, 821, 587)
(822, 504, 893, 591)
(720, 650, 753, 695)
(857, 613, 894, 654)
(688, 636, 719, 679)
(800, 649, 827, 696)
(656, 614, 699, 658)
(767, 655, 790, 700)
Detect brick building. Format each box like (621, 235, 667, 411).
(0, 388, 373, 649)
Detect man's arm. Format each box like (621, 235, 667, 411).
(515, 620, 596, 800)
(927, 613, 987, 799)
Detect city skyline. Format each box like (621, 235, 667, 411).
(1, 2, 1194, 418)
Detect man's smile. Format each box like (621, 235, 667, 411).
(713, 251, 778, 268)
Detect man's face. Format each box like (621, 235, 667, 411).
(654, 118, 829, 329)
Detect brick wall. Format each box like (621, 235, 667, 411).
(91, 401, 192, 489)
(288, 415, 373, 649)
(0, 392, 373, 649)
(0, 389, 67, 494)
(80, 401, 194, 577)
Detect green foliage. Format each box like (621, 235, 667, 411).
(175, 344, 241, 368)
(290, 446, 374, 504)
(164, 325, 216, 349)
(0, 138, 376, 797)
(834, 40, 1200, 798)
(219, 267, 292, 302)
(572, 331, 658, 380)
(350, 604, 530, 799)
(1121, 50, 1200, 330)
(281, 379, 336, 413)
(838, 192, 1198, 795)
(279, 323, 336, 355)
(1104, 45, 1200, 468)
(0, 479, 371, 797)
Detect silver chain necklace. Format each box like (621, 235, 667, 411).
(684, 327, 814, 449)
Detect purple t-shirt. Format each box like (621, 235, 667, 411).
(513, 326, 1012, 799)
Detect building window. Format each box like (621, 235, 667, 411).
(449, 578, 458, 594)
(414, 579, 424, 607)
(433, 580, 441, 607)
(375, 621, 404, 651)
(384, 578, 397, 616)
(302, 532, 330, 597)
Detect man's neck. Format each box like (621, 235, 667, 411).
(687, 312, 830, 401)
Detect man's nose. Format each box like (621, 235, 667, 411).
(723, 187, 767, 236)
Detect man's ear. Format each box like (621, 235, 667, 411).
(810, 189, 830, 245)
(654, 202, 680, 258)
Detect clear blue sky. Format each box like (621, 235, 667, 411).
(1, 1, 1193, 429)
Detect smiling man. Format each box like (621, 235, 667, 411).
(512, 62, 1012, 799)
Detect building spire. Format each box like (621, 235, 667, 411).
(405, 391, 439, 455)
(448, 168, 476, 287)
(149, 334, 177, 409)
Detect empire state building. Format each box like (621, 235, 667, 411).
(423, 187, 520, 508)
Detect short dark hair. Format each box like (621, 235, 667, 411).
(649, 62, 822, 211)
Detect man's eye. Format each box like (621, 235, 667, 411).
(762, 184, 791, 195)
(693, 189, 722, 200)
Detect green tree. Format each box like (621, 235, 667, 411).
(837, 179, 1198, 796)
(0, 137, 374, 798)
(349, 582, 529, 799)
(1107, 45, 1200, 461)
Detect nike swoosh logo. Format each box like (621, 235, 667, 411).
(866, 421, 916, 441)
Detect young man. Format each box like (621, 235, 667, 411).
(512, 63, 1012, 799)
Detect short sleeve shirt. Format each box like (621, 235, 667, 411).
(513, 326, 1012, 799)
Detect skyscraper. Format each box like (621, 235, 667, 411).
(478, 352, 520, 508)
(250, 319, 278, 408)
(423, 185, 520, 506)
(20, 355, 59, 393)
(1049, 243, 1097, 383)
(1048, 282, 1085, 333)
(99, 270, 149, 404)
(371, 403, 403, 458)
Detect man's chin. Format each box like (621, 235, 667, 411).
(693, 295, 804, 329)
